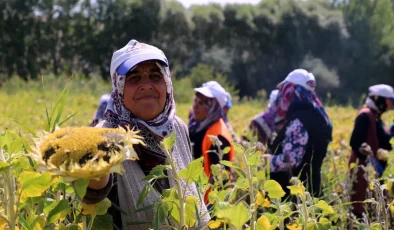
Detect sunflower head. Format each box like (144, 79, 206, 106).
(31, 127, 144, 181)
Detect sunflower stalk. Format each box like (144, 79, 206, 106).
(160, 141, 186, 229)
(242, 150, 256, 230)
(1, 149, 16, 230)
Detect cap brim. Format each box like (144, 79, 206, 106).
(194, 87, 214, 98)
(277, 80, 286, 89)
(117, 53, 168, 75)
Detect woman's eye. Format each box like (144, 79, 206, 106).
(150, 74, 162, 81)
(126, 75, 140, 83)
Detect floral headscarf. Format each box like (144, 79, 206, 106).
(104, 62, 176, 154)
(274, 82, 331, 127)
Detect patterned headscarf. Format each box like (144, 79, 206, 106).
(274, 82, 331, 127)
(252, 107, 277, 139)
(188, 96, 223, 135)
(104, 62, 176, 154)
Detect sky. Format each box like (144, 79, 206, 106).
(172, 0, 261, 8)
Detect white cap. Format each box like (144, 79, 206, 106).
(268, 89, 279, 108)
(277, 69, 316, 91)
(110, 40, 168, 77)
(369, 84, 394, 102)
(194, 81, 228, 108)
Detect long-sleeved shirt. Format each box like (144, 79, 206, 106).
(270, 119, 309, 172)
(350, 112, 392, 160)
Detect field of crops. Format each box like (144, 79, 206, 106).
(1, 77, 394, 229)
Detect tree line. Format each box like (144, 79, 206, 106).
(1, 0, 394, 103)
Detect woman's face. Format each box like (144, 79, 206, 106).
(193, 93, 210, 122)
(386, 98, 394, 110)
(123, 62, 167, 121)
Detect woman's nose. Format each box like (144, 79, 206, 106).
(139, 76, 153, 90)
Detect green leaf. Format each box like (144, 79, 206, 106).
(90, 213, 113, 230)
(229, 202, 251, 229)
(0, 162, 10, 173)
(256, 170, 266, 181)
(264, 180, 286, 199)
(235, 177, 249, 189)
(317, 217, 331, 230)
(233, 142, 245, 154)
(19, 171, 53, 198)
(73, 178, 89, 199)
(185, 196, 199, 227)
(0, 131, 25, 155)
(51, 85, 70, 132)
(162, 188, 178, 200)
(247, 151, 260, 166)
(370, 223, 382, 230)
(316, 200, 334, 216)
(216, 201, 250, 229)
(178, 157, 205, 183)
(210, 164, 221, 177)
(82, 198, 112, 216)
(152, 202, 170, 229)
(137, 183, 152, 208)
(32, 215, 46, 230)
(96, 198, 112, 215)
(47, 199, 71, 224)
(223, 146, 231, 154)
(256, 215, 271, 230)
(43, 201, 58, 215)
(142, 165, 170, 181)
(287, 183, 305, 196)
(163, 132, 176, 150)
(220, 160, 242, 170)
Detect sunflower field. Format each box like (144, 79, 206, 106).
(1, 76, 394, 230)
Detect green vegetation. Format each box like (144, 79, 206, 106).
(1, 76, 394, 229)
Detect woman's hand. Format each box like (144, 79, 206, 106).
(359, 143, 373, 156)
(88, 174, 110, 190)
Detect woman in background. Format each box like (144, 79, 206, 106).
(264, 69, 332, 198)
(349, 84, 394, 218)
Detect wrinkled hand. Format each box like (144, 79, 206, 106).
(359, 143, 373, 156)
(256, 142, 266, 152)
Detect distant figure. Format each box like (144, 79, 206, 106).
(349, 84, 394, 218)
(264, 69, 332, 198)
(248, 89, 279, 146)
(189, 81, 234, 131)
(188, 81, 234, 204)
(90, 94, 110, 127)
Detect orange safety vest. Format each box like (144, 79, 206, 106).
(202, 118, 235, 176)
(202, 118, 235, 204)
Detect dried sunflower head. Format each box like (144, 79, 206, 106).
(30, 127, 144, 182)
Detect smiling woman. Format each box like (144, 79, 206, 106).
(123, 62, 167, 120)
(83, 39, 209, 229)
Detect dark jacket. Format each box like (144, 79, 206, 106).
(349, 107, 392, 215)
(270, 101, 332, 197)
